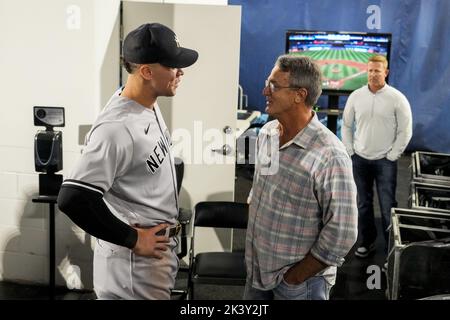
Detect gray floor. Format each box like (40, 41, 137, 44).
(0, 155, 412, 300)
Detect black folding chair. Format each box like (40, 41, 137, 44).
(187, 201, 248, 299)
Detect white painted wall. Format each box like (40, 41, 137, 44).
(0, 0, 232, 290)
(0, 0, 97, 289)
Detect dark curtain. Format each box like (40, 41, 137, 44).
(229, 0, 450, 153)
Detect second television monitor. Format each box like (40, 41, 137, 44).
(286, 30, 392, 95)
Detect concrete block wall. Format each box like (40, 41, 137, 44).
(0, 0, 100, 290)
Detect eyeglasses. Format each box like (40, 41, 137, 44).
(264, 80, 300, 93)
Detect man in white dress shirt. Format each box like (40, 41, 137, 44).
(342, 54, 412, 259)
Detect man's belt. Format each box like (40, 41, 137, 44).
(155, 223, 181, 238)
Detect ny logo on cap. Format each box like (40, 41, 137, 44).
(174, 35, 180, 47)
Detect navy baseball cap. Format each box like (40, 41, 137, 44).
(123, 23, 198, 68)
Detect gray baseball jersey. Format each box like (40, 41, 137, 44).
(63, 89, 179, 299)
(65, 89, 179, 227)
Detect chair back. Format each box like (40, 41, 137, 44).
(194, 201, 248, 229)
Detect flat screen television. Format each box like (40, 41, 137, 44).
(285, 30, 392, 95)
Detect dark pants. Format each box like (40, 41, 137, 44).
(352, 154, 398, 252)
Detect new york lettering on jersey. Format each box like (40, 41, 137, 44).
(146, 134, 169, 173)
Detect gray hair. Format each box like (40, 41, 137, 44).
(275, 55, 322, 107)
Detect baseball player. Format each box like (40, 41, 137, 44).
(57, 23, 198, 299)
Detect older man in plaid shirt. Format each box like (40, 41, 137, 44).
(244, 55, 358, 300)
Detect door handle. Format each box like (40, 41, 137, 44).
(212, 144, 232, 155)
(223, 126, 233, 134)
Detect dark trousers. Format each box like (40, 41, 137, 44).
(352, 154, 398, 252)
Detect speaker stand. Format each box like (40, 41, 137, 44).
(32, 195, 57, 300)
(39, 173, 63, 196)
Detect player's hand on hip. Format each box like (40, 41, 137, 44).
(132, 224, 170, 258)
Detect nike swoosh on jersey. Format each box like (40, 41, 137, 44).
(144, 122, 151, 135)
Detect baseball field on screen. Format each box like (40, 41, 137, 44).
(291, 50, 376, 91)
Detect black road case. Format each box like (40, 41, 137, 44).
(387, 208, 450, 300)
(411, 151, 450, 186)
(409, 182, 450, 214)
